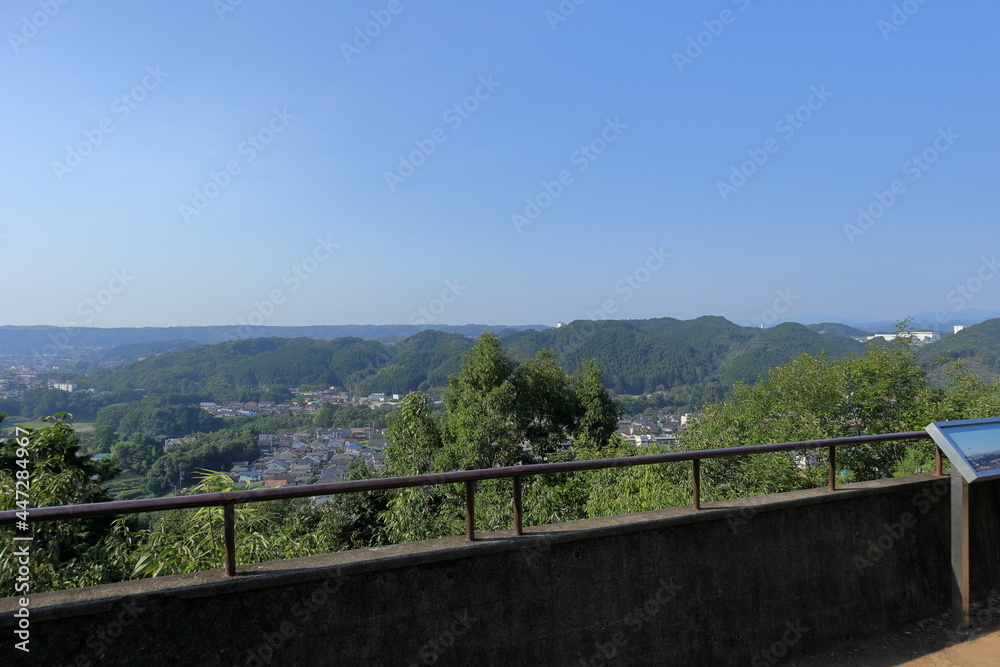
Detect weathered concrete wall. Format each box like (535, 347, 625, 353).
(3, 474, 1000, 666)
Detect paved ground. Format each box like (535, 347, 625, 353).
(788, 592, 1000, 666)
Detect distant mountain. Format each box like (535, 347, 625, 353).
(49, 317, 876, 409)
(0, 324, 548, 355)
(504, 317, 744, 395)
(806, 322, 868, 338)
(503, 316, 865, 396)
(81, 337, 392, 398)
(742, 309, 1000, 334)
(351, 330, 475, 395)
(718, 323, 865, 386)
(98, 339, 200, 363)
(917, 318, 1000, 378)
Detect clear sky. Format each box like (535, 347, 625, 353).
(3, 1, 998, 329)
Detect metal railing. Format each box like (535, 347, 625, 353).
(0, 431, 939, 576)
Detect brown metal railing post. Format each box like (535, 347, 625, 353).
(935, 446, 943, 476)
(828, 446, 836, 491)
(692, 459, 701, 510)
(513, 475, 523, 536)
(223, 503, 236, 576)
(465, 481, 476, 541)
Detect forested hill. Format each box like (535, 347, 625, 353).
(62, 317, 868, 407)
(0, 323, 545, 354)
(806, 322, 869, 338)
(81, 336, 394, 399)
(503, 317, 865, 403)
(918, 318, 1000, 377)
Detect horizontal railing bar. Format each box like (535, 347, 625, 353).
(0, 430, 930, 525)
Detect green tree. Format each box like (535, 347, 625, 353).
(384, 392, 442, 476)
(0, 414, 125, 592)
(122, 471, 317, 578)
(676, 335, 935, 497)
(288, 460, 390, 552)
(110, 435, 163, 475)
(437, 332, 530, 470)
(515, 349, 580, 457)
(573, 358, 624, 449)
(381, 333, 625, 542)
(312, 403, 336, 428)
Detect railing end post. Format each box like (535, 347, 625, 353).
(692, 459, 701, 510)
(828, 445, 837, 492)
(465, 481, 476, 542)
(513, 475, 523, 536)
(223, 503, 237, 576)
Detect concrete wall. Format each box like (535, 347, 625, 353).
(3, 474, 1000, 666)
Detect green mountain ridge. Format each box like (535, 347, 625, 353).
(11, 316, 1000, 423)
(0, 324, 546, 354)
(44, 317, 872, 413)
(917, 318, 1000, 377)
(806, 322, 869, 338)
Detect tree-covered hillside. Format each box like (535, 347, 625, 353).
(14, 317, 882, 416)
(503, 317, 865, 403)
(98, 339, 200, 364)
(918, 318, 1000, 378)
(351, 330, 474, 396)
(806, 322, 868, 338)
(79, 337, 390, 400)
(0, 323, 546, 354)
(719, 322, 866, 386)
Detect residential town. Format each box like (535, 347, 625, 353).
(220, 410, 693, 492)
(196, 387, 403, 419)
(217, 426, 388, 491)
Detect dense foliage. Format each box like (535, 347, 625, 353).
(918, 318, 1000, 378)
(0, 415, 126, 592)
(18, 387, 140, 422)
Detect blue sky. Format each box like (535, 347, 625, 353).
(2, 1, 998, 329)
